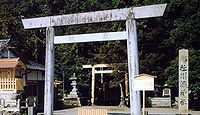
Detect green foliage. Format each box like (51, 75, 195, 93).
(166, 0, 200, 49)
(165, 49, 200, 93)
(164, 57, 178, 87)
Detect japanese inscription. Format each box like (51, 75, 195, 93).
(179, 49, 188, 114)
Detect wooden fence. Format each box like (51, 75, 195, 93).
(78, 108, 107, 115)
(0, 78, 23, 90)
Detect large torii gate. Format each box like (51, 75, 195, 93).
(21, 4, 166, 115)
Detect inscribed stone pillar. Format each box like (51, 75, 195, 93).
(179, 49, 188, 114)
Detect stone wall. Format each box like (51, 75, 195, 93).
(150, 97, 171, 107)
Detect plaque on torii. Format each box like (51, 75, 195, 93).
(21, 4, 167, 115)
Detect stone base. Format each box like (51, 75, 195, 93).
(63, 97, 81, 106)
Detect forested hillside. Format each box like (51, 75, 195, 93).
(0, 0, 199, 107)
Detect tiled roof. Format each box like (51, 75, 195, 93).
(26, 60, 45, 71)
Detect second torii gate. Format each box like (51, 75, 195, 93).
(21, 4, 167, 115)
(82, 64, 114, 106)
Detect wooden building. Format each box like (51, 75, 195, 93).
(0, 39, 45, 112)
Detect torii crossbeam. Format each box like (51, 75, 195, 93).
(21, 4, 167, 115)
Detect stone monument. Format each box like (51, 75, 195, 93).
(179, 49, 188, 114)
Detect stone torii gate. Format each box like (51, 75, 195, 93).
(21, 4, 167, 115)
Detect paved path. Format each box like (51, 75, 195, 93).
(53, 106, 200, 115)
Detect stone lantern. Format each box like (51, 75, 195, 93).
(68, 73, 78, 98)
